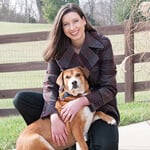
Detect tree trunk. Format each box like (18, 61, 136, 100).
(36, 0, 46, 23)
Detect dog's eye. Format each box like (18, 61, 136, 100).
(76, 73, 80, 77)
(65, 75, 70, 79)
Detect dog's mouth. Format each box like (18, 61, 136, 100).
(70, 85, 85, 96)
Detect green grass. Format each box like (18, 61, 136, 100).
(0, 22, 51, 35)
(0, 99, 14, 108)
(0, 116, 26, 150)
(0, 101, 150, 150)
(119, 102, 150, 126)
(0, 70, 45, 90)
(0, 41, 48, 63)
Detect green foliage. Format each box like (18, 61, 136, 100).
(42, 0, 79, 23)
(86, 14, 96, 25)
(0, 116, 26, 150)
(114, 0, 150, 23)
(119, 102, 150, 126)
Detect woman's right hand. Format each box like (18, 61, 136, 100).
(50, 113, 68, 146)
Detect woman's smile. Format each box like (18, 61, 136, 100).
(70, 30, 79, 36)
(62, 12, 86, 47)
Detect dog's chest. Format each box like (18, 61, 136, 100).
(80, 107, 94, 136)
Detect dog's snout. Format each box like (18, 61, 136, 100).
(72, 81, 78, 88)
(72, 81, 77, 85)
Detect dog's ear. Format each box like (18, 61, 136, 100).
(78, 66, 89, 79)
(56, 71, 64, 87)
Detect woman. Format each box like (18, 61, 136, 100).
(13, 3, 120, 150)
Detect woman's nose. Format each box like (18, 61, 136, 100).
(70, 23, 75, 30)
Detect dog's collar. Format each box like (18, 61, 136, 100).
(60, 92, 82, 100)
(62, 92, 73, 99)
(59, 91, 90, 100)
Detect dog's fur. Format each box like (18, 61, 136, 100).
(16, 67, 116, 150)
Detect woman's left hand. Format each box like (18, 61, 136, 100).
(60, 97, 89, 122)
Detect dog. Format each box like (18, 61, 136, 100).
(16, 67, 116, 150)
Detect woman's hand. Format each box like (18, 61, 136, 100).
(50, 113, 68, 146)
(61, 97, 89, 122)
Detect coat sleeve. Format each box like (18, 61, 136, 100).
(41, 59, 60, 117)
(86, 37, 117, 112)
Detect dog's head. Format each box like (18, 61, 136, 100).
(56, 67, 89, 96)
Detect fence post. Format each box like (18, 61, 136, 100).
(124, 19, 135, 102)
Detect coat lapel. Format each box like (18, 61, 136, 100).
(56, 42, 74, 70)
(57, 31, 104, 70)
(80, 32, 104, 69)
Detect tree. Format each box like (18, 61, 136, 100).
(36, 0, 46, 23)
(114, 0, 150, 23)
(42, 0, 79, 23)
(0, 0, 25, 22)
(84, 0, 96, 25)
(81, 0, 116, 25)
(0, 0, 39, 23)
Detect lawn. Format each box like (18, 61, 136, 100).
(0, 116, 26, 150)
(0, 101, 150, 150)
(0, 22, 150, 150)
(0, 22, 51, 35)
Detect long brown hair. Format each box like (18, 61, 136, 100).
(43, 3, 95, 62)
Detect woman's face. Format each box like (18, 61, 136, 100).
(62, 12, 86, 44)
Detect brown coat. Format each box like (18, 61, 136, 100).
(41, 31, 120, 124)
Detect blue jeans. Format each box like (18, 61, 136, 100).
(13, 91, 119, 150)
(87, 119, 119, 150)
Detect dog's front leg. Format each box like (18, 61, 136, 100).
(72, 129, 88, 150)
(70, 119, 88, 150)
(76, 135, 88, 150)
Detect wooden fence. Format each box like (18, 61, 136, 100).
(0, 22, 150, 116)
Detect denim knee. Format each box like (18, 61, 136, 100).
(87, 120, 119, 150)
(13, 91, 25, 108)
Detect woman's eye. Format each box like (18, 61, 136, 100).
(73, 19, 79, 23)
(63, 23, 69, 27)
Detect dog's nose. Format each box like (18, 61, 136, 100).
(72, 81, 78, 88)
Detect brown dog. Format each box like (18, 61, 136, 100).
(16, 67, 116, 150)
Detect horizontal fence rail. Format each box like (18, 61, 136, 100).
(0, 31, 49, 44)
(0, 61, 47, 72)
(0, 53, 149, 99)
(0, 22, 150, 116)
